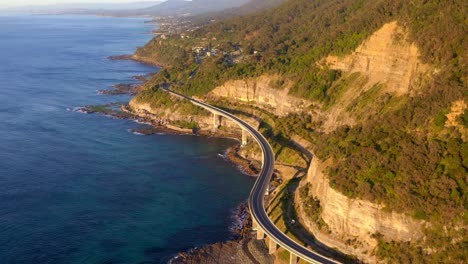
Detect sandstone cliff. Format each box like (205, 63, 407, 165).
(326, 21, 428, 96)
(209, 75, 312, 116)
(129, 96, 260, 133)
(295, 156, 423, 262)
(322, 21, 431, 131)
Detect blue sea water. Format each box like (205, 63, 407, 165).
(0, 15, 254, 263)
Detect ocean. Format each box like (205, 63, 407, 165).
(0, 15, 254, 263)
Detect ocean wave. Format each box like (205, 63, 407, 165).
(66, 107, 88, 114)
(133, 119, 152, 125)
(126, 129, 145, 136)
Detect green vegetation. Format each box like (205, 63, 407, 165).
(312, 126, 467, 221)
(267, 179, 308, 247)
(375, 223, 466, 263)
(434, 111, 448, 127)
(133, 87, 208, 116)
(458, 109, 468, 127)
(172, 120, 198, 129)
(84, 103, 133, 119)
(131, 0, 467, 261)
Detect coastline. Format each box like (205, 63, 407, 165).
(81, 101, 260, 178)
(85, 96, 266, 263)
(169, 202, 274, 264)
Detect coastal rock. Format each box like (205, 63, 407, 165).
(98, 83, 140, 95)
(169, 203, 274, 264)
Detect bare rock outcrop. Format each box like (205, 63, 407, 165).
(322, 21, 431, 131)
(326, 21, 429, 96)
(209, 75, 312, 116)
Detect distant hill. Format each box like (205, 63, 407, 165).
(194, 0, 288, 21)
(114, 0, 251, 16)
(228, 0, 287, 15)
(2, 0, 251, 17)
(0, 1, 164, 14)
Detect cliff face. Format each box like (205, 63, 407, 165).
(297, 156, 423, 259)
(129, 100, 205, 126)
(322, 21, 431, 131)
(128, 97, 260, 133)
(209, 75, 312, 116)
(326, 21, 429, 96)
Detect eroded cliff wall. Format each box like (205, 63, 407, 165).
(128, 96, 260, 133)
(296, 156, 423, 261)
(322, 21, 431, 131)
(209, 75, 312, 116)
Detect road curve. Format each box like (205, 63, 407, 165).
(165, 88, 340, 264)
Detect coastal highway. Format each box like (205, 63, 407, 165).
(164, 88, 340, 264)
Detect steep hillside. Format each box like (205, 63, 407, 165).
(195, 0, 288, 20)
(131, 0, 467, 262)
(320, 21, 430, 131)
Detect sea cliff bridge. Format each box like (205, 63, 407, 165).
(163, 88, 340, 264)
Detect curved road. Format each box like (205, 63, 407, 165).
(165, 88, 340, 264)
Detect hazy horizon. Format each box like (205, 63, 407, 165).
(0, 0, 169, 8)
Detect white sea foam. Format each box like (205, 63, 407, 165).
(133, 119, 152, 125)
(127, 129, 145, 136)
(67, 107, 88, 114)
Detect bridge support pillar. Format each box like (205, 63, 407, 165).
(252, 218, 264, 240)
(256, 228, 265, 240)
(289, 252, 298, 264)
(241, 129, 247, 146)
(268, 238, 277, 254)
(212, 113, 221, 130)
(252, 218, 258, 229)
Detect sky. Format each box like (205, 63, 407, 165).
(0, 0, 163, 8)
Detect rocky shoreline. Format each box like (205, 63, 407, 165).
(169, 203, 274, 264)
(98, 83, 140, 95)
(80, 100, 261, 178)
(108, 54, 164, 68)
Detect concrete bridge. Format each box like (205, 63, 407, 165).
(163, 88, 340, 264)
(212, 113, 248, 145)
